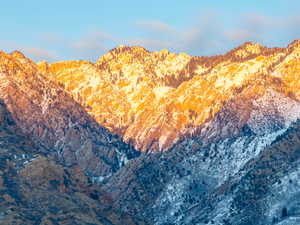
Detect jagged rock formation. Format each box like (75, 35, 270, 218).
(0, 39, 300, 224)
(38, 40, 300, 152)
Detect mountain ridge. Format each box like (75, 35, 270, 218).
(0, 50, 139, 179)
(1, 39, 300, 224)
(35, 39, 300, 152)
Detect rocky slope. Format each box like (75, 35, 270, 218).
(99, 87, 300, 224)
(38, 40, 300, 152)
(0, 50, 139, 181)
(0, 39, 300, 225)
(0, 99, 147, 225)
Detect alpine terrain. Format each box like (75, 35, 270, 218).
(0, 39, 300, 224)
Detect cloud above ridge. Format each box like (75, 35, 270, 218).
(2, 11, 300, 62)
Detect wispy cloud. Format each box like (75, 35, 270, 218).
(3, 11, 300, 62)
(20, 46, 59, 62)
(285, 15, 300, 37)
(126, 16, 224, 55)
(135, 21, 177, 36)
(0, 40, 59, 62)
(69, 31, 114, 60)
(243, 13, 274, 30)
(224, 13, 276, 44)
(224, 29, 260, 43)
(41, 30, 116, 61)
(126, 38, 173, 49)
(126, 12, 300, 56)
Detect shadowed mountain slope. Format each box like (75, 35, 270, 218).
(0, 100, 147, 225)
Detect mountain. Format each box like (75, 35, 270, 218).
(0, 39, 300, 224)
(0, 51, 148, 224)
(0, 50, 139, 180)
(101, 118, 300, 225)
(0, 99, 146, 224)
(38, 40, 300, 152)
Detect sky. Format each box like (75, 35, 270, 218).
(1, 0, 300, 62)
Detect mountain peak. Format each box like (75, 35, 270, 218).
(10, 50, 26, 59)
(37, 60, 49, 70)
(241, 41, 263, 48)
(231, 41, 265, 58)
(288, 38, 300, 51)
(96, 45, 149, 66)
(109, 45, 149, 55)
(157, 48, 170, 55)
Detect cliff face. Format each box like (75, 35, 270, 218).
(38, 41, 300, 152)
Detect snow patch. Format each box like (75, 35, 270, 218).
(248, 90, 300, 135)
(153, 86, 174, 99)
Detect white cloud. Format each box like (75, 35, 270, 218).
(21, 46, 59, 62)
(126, 38, 173, 49)
(224, 29, 261, 43)
(3, 11, 300, 62)
(0, 41, 59, 62)
(135, 21, 177, 36)
(40, 30, 116, 61)
(127, 16, 224, 55)
(129, 12, 300, 56)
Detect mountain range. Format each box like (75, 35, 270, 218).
(0, 39, 300, 224)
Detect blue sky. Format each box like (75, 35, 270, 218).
(1, 0, 300, 62)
